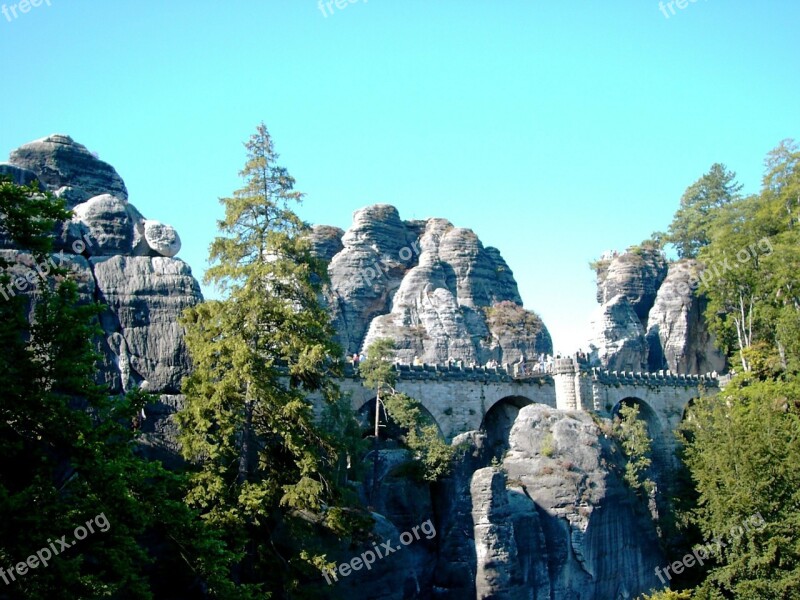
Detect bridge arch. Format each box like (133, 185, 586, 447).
(611, 396, 673, 473)
(356, 397, 445, 441)
(481, 395, 537, 459)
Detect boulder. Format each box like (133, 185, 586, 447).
(72, 194, 134, 255)
(8, 134, 128, 205)
(143, 220, 181, 257)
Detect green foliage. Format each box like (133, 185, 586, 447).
(612, 403, 654, 494)
(666, 163, 743, 259)
(638, 590, 693, 600)
(0, 176, 70, 262)
(0, 180, 253, 598)
(679, 379, 800, 599)
(696, 141, 800, 373)
(177, 123, 358, 595)
(383, 393, 456, 481)
(540, 432, 555, 458)
(359, 338, 398, 393)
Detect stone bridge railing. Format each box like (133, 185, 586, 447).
(590, 368, 720, 388)
(343, 362, 550, 384)
(342, 361, 721, 389)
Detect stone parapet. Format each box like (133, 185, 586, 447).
(589, 368, 720, 388)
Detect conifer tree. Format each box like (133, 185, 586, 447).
(177, 123, 355, 593)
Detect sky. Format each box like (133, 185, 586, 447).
(1, 0, 798, 354)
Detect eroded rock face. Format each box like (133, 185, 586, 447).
(471, 405, 665, 599)
(0, 163, 41, 187)
(308, 224, 344, 262)
(2, 135, 202, 462)
(590, 248, 727, 375)
(92, 256, 201, 394)
(323, 204, 419, 355)
(318, 205, 552, 364)
(646, 260, 726, 374)
(596, 247, 668, 324)
(8, 134, 128, 205)
(587, 294, 648, 371)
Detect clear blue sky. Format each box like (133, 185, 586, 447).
(1, 0, 798, 353)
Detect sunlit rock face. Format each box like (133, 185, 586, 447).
(589, 247, 726, 375)
(646, 259, 726, 374)
(587, 294, 649, 372)
(314, 204, 552, 364)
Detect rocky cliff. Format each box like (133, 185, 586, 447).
(323, 406, 665, 599)
(589, 246, 726, 375)
(645, 259, 726, 375)
(313, 205, 552, 365)
(1, 134, 201, 459)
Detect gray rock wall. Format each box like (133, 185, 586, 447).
(645, 260, 726, 374)
(2, 135, 202, 460)
(590, 247, 727, 375)
(317, 204, 552, 365)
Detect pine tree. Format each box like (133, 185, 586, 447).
(177, 123, 357, 594)
(667, 163, 742, 259)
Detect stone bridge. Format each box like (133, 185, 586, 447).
(337, 358, 720, 447)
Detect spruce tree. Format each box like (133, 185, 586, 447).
(177, 123, 356, 594)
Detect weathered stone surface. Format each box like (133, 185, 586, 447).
(646, 259, 727, 375)
(3, 135, 198, 414)
(308, 224, 344, 262)
(0, 250, 95, 305)
(484, 405, 665, 599)
(0, 163, 41, 187)
(8, 134, 128, 205)
(72, 194, 134, 255)
(136, 394, 186, 468)
(143, 220, 182, 257)
(91, 255, 202, 395)
(352, 211, 551, 364)
(472, 467, 537, 600)
(587, 294, 648, 371)
(596, 247, 668, 324)
(324, 204, 420, 355)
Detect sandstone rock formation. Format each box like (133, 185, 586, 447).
(596, 246, 668, 324)
(474, 405, 664, 599)
(590, 246, 726, 375)
(315, 205, 552, 364)
(646, 259, 727, 374)
(9, 134, 129, 205)
(2, 134, 201, 460)
(587, 294, 649, 371)
(337, 406, 666, 599)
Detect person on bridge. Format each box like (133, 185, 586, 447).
(517, 355, 527, 376)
